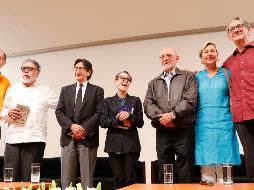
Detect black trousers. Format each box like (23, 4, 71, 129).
(4, 142, 45, 182)
(108, 152, 140, 189)
(156, 127, 194, 183)
(235, 119, 254, 181)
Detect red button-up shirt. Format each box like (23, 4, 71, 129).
(223, 41, 254, 122)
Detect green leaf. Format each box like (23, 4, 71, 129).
(50, 180, 56, 189)
(41, 182, 45, 190)
(96, 182, 101, 190)
(21, 181, 25, 189)
(76, 183, 83, 190)
(27, 184, 33, 190)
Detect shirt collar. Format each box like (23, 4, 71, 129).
(163, 67, 176, 78)
(76, 81, 88, 88)
(233, 40, 254, 56)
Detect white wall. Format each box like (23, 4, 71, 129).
(0, 30, 246, 183)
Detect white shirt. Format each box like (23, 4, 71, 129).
(0, 82, 58, 143)
(75, 81, 88, 102)
(163, 68, 176, 101)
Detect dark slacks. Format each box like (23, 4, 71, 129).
(4, 142, 45, 182)
(108, 152, 140, 189)
(156, 127, 194, 183)
(235, 119, 254, 181)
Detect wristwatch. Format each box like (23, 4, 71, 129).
(170, 112, 176, 119)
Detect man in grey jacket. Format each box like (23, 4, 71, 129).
(144, 47, 198, 183)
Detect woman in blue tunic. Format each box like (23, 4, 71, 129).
(195, 42, 240, 184)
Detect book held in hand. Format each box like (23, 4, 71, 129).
(15, 104, 30, 127)
(117, 106, 133, 114)
(116, 105, 133, 130)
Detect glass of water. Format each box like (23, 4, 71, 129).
(31, 163, 40, 183)
(163, 164, 173, 184)
(4, 163, 13, 182)
(222, 163, 233, 185)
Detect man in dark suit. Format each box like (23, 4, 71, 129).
(143, 48, 197, 183)
(55, 59, 104, 189)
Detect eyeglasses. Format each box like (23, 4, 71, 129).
(228, 24, 245, 33)
(159, 53, 176, 60)
(74, 67, 85, 71)
(118, 76, 131, 82)
(21, 66, 37, 72)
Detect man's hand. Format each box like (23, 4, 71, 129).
(116, 111, 129, 121)
(122, 119, 132, 128)
(8, 108, 22, 120)
(70, 124, 85, 139)
(158, 113, 174, 128)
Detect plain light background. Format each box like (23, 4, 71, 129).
(0, 30, 249, 183)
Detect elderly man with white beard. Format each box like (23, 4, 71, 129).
(0, 59, 58, 182)
(144, 48, 198, 183)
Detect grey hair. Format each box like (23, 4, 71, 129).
(23, 59, 41, 72)
(226, 17, 251, 32)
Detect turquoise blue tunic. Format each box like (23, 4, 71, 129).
(195, 67, 240, 165)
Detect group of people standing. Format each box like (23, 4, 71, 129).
(0, 16, 254, 190)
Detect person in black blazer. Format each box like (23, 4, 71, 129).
(55, 59, 104, 189)
(100, 71, 144, 189)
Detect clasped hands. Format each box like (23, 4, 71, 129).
(158, 113, 174, 128)
(69, 124, 86, 140)
(116, 111, 132, 128)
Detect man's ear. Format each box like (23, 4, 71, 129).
(247, 26, 252, 37)
(36, 71, 40, 77)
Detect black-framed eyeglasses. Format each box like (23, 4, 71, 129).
(118, 76, 131, 82)
(228, 24, 245, 33)
(21, 66, 37, 72)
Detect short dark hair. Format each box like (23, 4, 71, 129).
(74, 58, 93, 80)
(23, 59, 41, 72)
(115, 71, 132, 83)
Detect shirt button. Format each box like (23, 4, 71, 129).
(243, 99, 246, 101)
(241, 62, 244, 64)
(242, 89, 245, 92)
(242, 80, 244, 82)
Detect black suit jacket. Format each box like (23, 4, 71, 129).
(55, 82, 104, 147)
(100, 94, 144, 153)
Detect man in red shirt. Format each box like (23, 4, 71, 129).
(223, 17, 254, 181)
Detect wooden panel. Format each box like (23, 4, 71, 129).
(119, 183, 254, 190)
